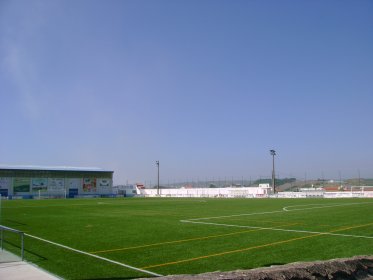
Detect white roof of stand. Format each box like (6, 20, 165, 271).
(0, 165, 113, 172)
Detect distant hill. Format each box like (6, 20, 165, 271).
(345, 178, 373, 186)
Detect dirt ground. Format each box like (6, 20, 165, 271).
(139, 255, 373, 280)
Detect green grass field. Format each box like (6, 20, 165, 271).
(1, 197, 373, 279)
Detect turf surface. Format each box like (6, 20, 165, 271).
(1, 197, 373, 279)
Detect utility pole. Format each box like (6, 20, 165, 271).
(270, 150, 276, 193)
(156, 161, 159, 196)
(339, 170, 342, 189)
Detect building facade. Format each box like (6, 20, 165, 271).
(0, 166, 114, 198)
(140, 185, 272, 198)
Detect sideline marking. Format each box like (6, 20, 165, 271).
(90, 222, 299, 254)
(186, 201, 373, 221)
(282, 202, 373, 212)
(2, 198, 209, 209)
(142, 222, 373, 269)
(180, 220, 373, 239)
(24, 233, 162, 277)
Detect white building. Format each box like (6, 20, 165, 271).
(139, 186, 272, 198)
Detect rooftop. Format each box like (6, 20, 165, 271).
(0, 165, 113, 172)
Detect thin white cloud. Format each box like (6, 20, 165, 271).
(0, 0, 59, 120)
(3, 44, 42, 119)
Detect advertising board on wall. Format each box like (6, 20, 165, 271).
(14, 178, 30, 193)
(31, 178, 48, 192)
(83, 178, 96, 192)
(67, 178, 82, 190)
(48, 178, 65, 191)
(0, 177, 12, 196)
(0, 177, 12, 189)
(97, 178, 111, 193)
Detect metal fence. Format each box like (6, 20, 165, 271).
(0, 225, 24, 260)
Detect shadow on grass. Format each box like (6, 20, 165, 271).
(2, 239, 47, 261)
(4, 219, 28, 227)
(263, 262, 286, 267)
(24, 248, 48, 261)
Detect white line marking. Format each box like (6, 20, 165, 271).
(2, 198, 209, 209)
(186, 201, 373, 221)
(282, 202, 373, 212)
(181, 201, 373, 241)
(187, 210, 285, 221)
(24, 233, 162, 277)
(180, 220, 373, 240)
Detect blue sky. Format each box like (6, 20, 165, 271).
(0, 0, 372, 184)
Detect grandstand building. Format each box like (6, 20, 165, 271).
(0, 166, 113, 198)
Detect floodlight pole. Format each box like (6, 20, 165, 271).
(270, 150, 276, 193)
(156, 161, 160, 196)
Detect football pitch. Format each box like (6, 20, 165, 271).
(1, 197, 373, 279)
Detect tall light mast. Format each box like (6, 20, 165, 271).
(156, 161, 160, 196)
(270, 150, 276, 193)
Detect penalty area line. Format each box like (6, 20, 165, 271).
(282, 201, 373, 212)
(24, 233, 162, 277)
(180, 220, 373, 240)
(187, 202, 373, 221)
(186, 210, 285, 221)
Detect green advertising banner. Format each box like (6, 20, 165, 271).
(31, 178, 48, 192)
(14, 178, 30, 193)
